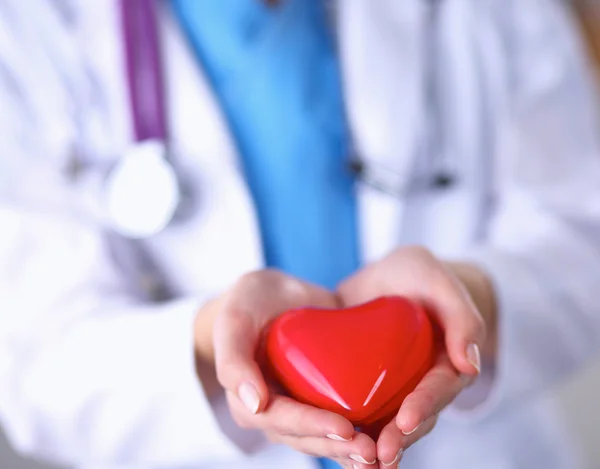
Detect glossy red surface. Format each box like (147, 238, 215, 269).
(265, 296, 435, 428)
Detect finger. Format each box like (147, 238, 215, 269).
(268, 431, 377, 465)
(377, 414, 438, 467)
(314, 459, 357, 469)
(395, 354, 470, 434)
(339, 247, 485, 376)
(214, 294, 269, 414)
(428, 263, 486, 377)
(398, 260, 485, 377)
(339, 459, 357, 469)
(331, 459, 355, 469)
(338, 459, 367, 469)
(227, 392, 354, 440)
(214, 270, 337, 414)
(331, 459, 351, 469)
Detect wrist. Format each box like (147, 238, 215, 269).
(194, 296, 222, 364)
(194, 296, 223, 398)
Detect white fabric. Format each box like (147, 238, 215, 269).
(0, 0, 599, 468)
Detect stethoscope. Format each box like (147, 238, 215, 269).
(346, 0, 457, 197)
(104, 0, 455, 239)
(103, 0, 182, 239)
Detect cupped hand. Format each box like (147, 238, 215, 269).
(338, 247, 493, 468)
(211, 269, 378, 467)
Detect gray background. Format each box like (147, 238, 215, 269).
(1, 361, 600, 469)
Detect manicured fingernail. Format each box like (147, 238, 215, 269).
(349, 454, 376, 464)
(467, 343, 481, 373)
(238, 382, 260, 414)
(382, 448, 403, 466)
(327, 433, 352, 441)
(402, 422, 420, 436)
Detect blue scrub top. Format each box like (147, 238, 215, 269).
(172, 0, 359, 289)
(172, 1, 359, 467)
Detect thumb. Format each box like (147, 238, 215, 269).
(442, 263, 489, 376)
(213, 303, 270, 414)
(437, 285, 485, 376)
(444, 308, 485, 377)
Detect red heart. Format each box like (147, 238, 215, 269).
(265, 296, 435, 428)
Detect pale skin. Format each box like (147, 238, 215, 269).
(208, 2, 498, 462)
(194, 246, 497, 468)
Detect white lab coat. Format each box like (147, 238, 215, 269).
(1, 0, 600, 468)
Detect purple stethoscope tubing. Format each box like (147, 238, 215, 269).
(120, 0, 167, 144)
(104, 0, 183, 239)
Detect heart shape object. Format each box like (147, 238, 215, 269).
(265, 296, 435, 428)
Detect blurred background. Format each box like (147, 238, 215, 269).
(2, 362, 600, 468)
(2, 0, 600, 468)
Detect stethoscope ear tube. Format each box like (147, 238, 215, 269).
(109, 0, 457, 238)
(347, 156, 456, 199)
(346, 0, 456, 198)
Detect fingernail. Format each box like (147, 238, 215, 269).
(327, 433, 352, 441)
(382, 448, 403, 466)
(467, 343, 481, 373)
(238, 382, 260, 414)
(353, 465, 360, 469)
(349, 454, 376, 465)
(402, 422, 420, 436)
(396, 414, 419, 435)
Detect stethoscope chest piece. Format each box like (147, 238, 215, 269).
(104, 140, 180, 239)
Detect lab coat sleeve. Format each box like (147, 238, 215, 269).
(450, 0, 600, 417)
(0, 201, 266, 466)
(0, 60, 261, 469)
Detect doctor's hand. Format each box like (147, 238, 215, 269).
(338, 246, 497, 468)
(199, 270, 378, 469)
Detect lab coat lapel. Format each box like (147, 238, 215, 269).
(337, 0, 428, 263)
(145, 6, 266, 294)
